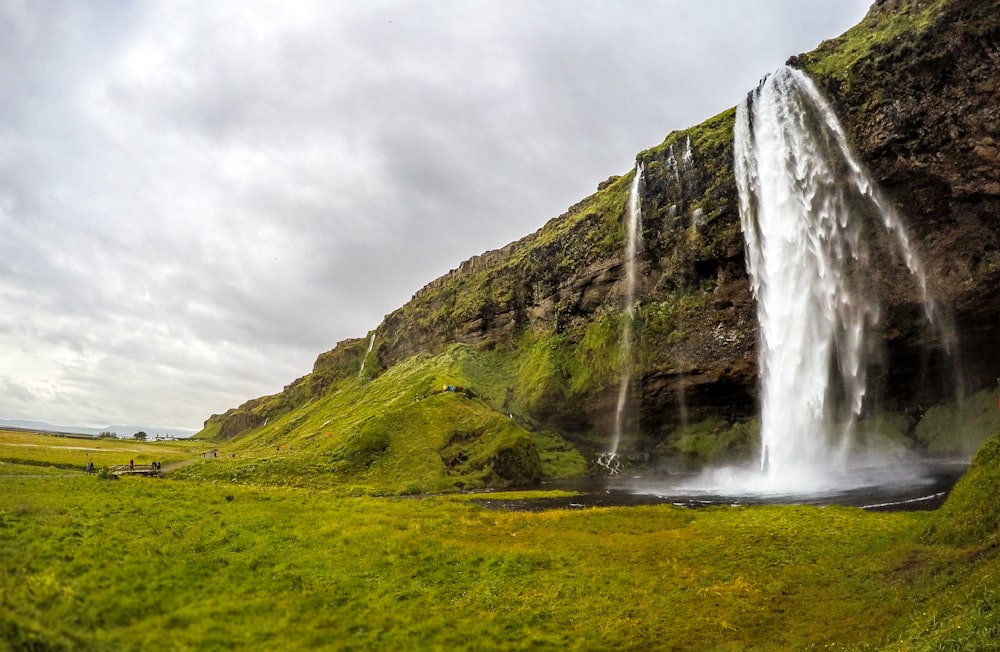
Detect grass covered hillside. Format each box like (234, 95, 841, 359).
(925, 430, 1000, 547)
(192, 334, 1000, 495)
(190, 345, 586, 493)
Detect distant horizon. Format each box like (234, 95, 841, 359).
(0, 417, 196, 439)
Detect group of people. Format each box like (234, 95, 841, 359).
(84, 459, 161, 473)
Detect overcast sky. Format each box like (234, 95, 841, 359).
(1, 0, 873, 432)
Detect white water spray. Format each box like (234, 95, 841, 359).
(358, 331, 376, 379)
(734, 66, 939, 490)
(605, 163, 643, 466)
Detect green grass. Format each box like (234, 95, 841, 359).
(0, 429, 207, 471)
(178, 347, 586, 493)
(2, 470, 1000, 650)
(657, 416, 760, 468)
(5, 427, 1000, 649)
(916, 386, 1000, 456)
(0, 460, 71, 476)
(924, 431, 1000, 547)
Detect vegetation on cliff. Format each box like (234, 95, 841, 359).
(797, 0, 949, 88)
(188, 345, 585, 493)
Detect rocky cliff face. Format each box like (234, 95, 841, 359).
(204, 0, 1000, 462)
(362, 108, 757, 445)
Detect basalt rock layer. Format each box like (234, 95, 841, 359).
(202, 0, 1000, 470)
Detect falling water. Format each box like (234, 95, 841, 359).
(597, 168, 642, 475)
(665, 136, 693, 196)
(603, 163, 643, 468)
(734, 66, 940, 489)
(357, 331, 376, 379)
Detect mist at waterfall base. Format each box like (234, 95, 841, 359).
(592, 66, 962, 507)
(517, 460, 966, 512)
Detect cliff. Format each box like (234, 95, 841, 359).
(199, 0, 1000, 480)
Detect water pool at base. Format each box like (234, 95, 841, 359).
(474, 460, 969, 513)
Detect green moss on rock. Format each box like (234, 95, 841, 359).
(657, 417, 760, 468)
(796, 0, 948, 90)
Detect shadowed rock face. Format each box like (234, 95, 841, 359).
(206, 0, 1000, 454)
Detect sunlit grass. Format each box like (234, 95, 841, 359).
(0, 460, 70, 476)
(6, 410, 998, 648)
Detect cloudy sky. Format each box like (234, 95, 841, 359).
(1, 0, 873, 432)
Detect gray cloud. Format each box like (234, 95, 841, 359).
(0, 0, 872, 429)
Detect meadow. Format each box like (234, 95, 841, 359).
(0, 430, 209, 472)
(2, 429, 999, 650)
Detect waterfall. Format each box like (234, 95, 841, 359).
(604, 163, 643, 468)
(734, 65, 939, 488)
(667, 136, 693, 183)
(357, 331, 376, 379)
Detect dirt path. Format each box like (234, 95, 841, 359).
(161, 458, 200, 473)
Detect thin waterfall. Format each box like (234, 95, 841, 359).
(665, 137, 693, 195)
(604, 163, 643, 468)
(357, 331, 376, 379)
(733, 65, 942, 488)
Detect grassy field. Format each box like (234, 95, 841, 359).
(0, 429, 209, 472)
(2, 429, 1000, 650)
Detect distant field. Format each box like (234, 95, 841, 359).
(0, 428, 209, 471)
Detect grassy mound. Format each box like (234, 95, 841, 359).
(182, 346, 584, 493)
(923, 430, 1000, 547)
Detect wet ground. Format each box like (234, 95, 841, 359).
(473, 460, 969, 513)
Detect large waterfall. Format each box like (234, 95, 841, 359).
(734, 66, 937, 489)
